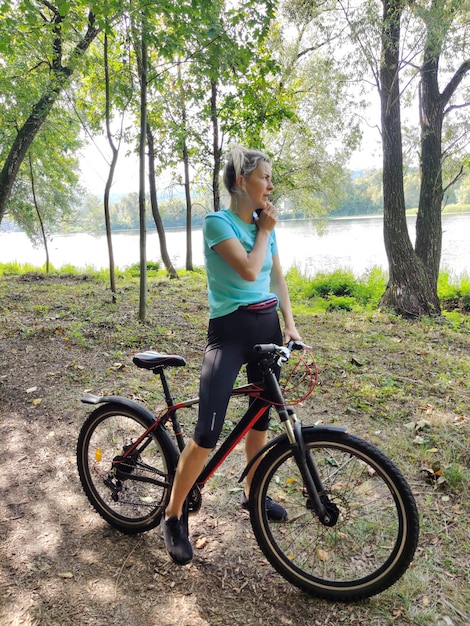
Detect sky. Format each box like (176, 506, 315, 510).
(78, 120, 383, 197)
(78, 138, 141, 196)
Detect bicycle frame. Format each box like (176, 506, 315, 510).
(82, 344, 334, 525)
(155, 354, 334, 524)
(156, 361, 277, 487)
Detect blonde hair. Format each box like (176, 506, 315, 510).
(222, 145, 270, 197)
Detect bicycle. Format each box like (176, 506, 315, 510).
(76, 340, 419, 601)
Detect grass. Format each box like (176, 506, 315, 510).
(0, 264, 469, 625)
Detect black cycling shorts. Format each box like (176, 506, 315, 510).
(193, 303, 282, 449)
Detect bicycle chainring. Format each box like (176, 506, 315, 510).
(187, 485, 202, 514)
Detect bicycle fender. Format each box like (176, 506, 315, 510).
(81, 393, 160, 428)
(238, 424, 346, 484)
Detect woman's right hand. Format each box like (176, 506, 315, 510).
(256, 202, 277, 232)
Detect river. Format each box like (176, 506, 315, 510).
(0, 213, 468, 278)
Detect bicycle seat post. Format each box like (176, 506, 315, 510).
(156, 366, 174, 408)
(156, 366, 186, 452)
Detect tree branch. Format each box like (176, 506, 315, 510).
(441, 59, 470, 107)
(444, 100, 470, 117)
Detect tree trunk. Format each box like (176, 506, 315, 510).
(146, 125, 178, 279)
(138, 24, 148, 322)
(211, 81, 221, 212)
(103, 32, 117, 303)
(28, 152, 50, 274)
(182, 135, 193, 271)
(0, 12, 99, 224)
(415, 64, 443, 292)
(415, 36, 470, 290)
(174, 60, 193, 270)
(379, 0, 440, 316)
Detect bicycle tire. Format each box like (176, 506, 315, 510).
(249, 427, 419, 601)
(77, 402, 177, 534)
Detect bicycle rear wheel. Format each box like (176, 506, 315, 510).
(77, 402, 176, 534)
(249, 427, 419, 601)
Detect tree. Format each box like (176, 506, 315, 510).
(378, 0, 440, 315)
(135, 9, 148, 322)
(267, 2, 361, 214)
(139, 0, 286, 270)
(456, 174, 470, 204)
(379, 0, 470, 315)
(292, 0, 470, 316)
(0, 1, 101, 224)
(5, 103, 82, 242)
(146, 127, 178, 278)
(414, 0, 470, 288)
(27, 152, 51, 272)
(103, 31, 122, 302)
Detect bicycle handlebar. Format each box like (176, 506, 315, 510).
(254, 340, 311, 359)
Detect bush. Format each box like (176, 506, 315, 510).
(126, 261, 161, 277)
(439, 271, 470, 312)
(305, 269, 357, 298)
(301, 267, 387, 311)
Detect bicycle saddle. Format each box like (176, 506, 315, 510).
(133, 351, 186, 369)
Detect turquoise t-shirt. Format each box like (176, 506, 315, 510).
(203, 209, 278, 319)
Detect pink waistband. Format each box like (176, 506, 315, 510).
(245, 297, 278, 311)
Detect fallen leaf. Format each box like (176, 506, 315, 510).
(26, 386, 38, 394)
(195, 537, 208, 549)
(316, 549, 329, 562)
(32, 398, 43, 406)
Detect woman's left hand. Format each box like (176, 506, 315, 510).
(283, 326, 302, 344)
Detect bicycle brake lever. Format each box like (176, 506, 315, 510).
(287, 340, 312, 352)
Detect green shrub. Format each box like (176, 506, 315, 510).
(326, 295, 357, 311)
(301, 267, 387, 311)
(0, 262, 40, 276)
(439, 270, 470, 312)
(306, 269, 356, 298)
(126, 261, 161, 277)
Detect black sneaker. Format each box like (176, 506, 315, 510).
(240, 491, 288, 522)
(161, 516, 193, 565)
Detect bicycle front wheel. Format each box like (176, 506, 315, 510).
(77, 402, 176, 534)
(249, 427, 419, 601)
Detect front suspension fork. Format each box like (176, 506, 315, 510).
(282, 413, 338, 527)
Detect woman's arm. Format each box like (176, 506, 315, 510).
(212, 207, 277, 281)
(270, 254, 302, 343)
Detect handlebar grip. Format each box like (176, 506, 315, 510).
(254, 343, 279, 354)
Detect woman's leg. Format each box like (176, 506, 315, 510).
(244, 427, 268, 495)
(161, 439, 212, 565)
(165, 439, 212, 520)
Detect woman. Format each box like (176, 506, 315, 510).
(161, 145, 302, 565)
